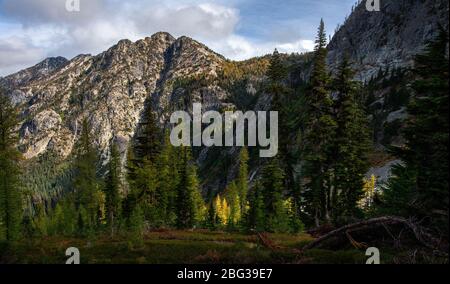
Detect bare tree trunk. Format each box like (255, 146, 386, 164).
(110, 213, 114, 238)
(314, 208, 320, 228)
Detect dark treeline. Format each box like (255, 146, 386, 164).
(0, 22, 448, 246)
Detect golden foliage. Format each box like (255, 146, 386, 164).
(220, 57, 271, 82)
(358, 175, 377, 210)
(214, 195, 230, 225)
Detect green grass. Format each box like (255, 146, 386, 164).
(0, 230, 377, 264)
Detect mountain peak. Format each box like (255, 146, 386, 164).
(2, 56, 69, 89)
(150, 31, 176, 42)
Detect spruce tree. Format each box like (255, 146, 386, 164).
(261, 159, 289, 233)
(134, 107, 162, 163)
(332, 57, 371, 221)
(134, 158, 158, 224)
(49, 203, 64, 236)
(123, 145, 138, 223)
(225, 182, 241, 228)
(32, 203, 48, 237)
(0, 91, 23, 242)
(104, 141, 122, 237)
(73, 119, 102, 233)
(237, 147, 249, 214)
(266, 49, 296, 194)
(267, 49, 288, 84)
(303, 19, 337, 227)
(176, 147, 205, 228)
(206, 201, 218, 230)
(154, 132, 179, 226)
(246, 181, 265, 232)
(381, 29, 449, 236)
(125, 107, 165, 228)
(61, 198, 77, 236)
(128, 204, 145, 248)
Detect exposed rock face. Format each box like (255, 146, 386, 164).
(328, 0, 449, 82)
(6, 32, 227, 163)
(20, 109, 63, 159)
(1, 57, 69, 90)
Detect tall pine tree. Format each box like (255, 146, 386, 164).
(0, 91, 23, 242)
(237, 147, 249, 214)
(380, 29, 449, 236)
(261, 158, 289, 233)
(153, 132, 179, 226)
(104, 141, 122, 237)
(303, 19, 337, 226)
(332, 57, 371, 222)
(134, 107, 162, 163)
(73, 119, 103, 233)
(246, 180, 265, 232)
(176, 147, 205, 228)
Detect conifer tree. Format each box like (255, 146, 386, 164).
(61, 198, 77, 236)
(226, 182, 241, 227)
(123, 145, 139, 223)
(206, 201, 218, 229)
(284, 198, 305, 233)
(48, 200, 77, 237)
(381, 29, 449, 236)
(237, 148, 249, 214)
(267, 49, 288, 84)
(73, 119, 102, 232)
(125, 107, 165, 228)
(332, 57, 371, 221)
(32, 203, 48, 237)
(154, 132, 179, 226)
(126, 144, 139, 184)
(104, 141, 122, 237)
(214, 194, 230, 227)
(246, 181, 265, 232)
(134, 107, 162, 163)
(266, 49, 297, 209)
(49, 203, 64, 235)
(0, 92, 23, 242)
(214, 195, 224, 225)
(176, 147, 205, 228)
(128, 204, 145, 248)
(134, 158, 158, 223)
(261, 159, 289, 233)
(303, 19, 337, 226)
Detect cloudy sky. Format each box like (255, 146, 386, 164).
(0, 0, 355, 76)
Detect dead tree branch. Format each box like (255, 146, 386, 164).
(301, 216, 447, 255)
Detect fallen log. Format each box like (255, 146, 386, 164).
(301, 216, 447, 255)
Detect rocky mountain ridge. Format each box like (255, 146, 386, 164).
(328, 0, 449, 82)
(4, 32, 227, 163)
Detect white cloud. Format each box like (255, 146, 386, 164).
(125, 2, 239, 40)
(0, 36, 45, 76)
(278, 39, 314, 54)
(0, 0, 314, 76)
(209, 35, 313, 61)
(1, 0, 107, 25)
